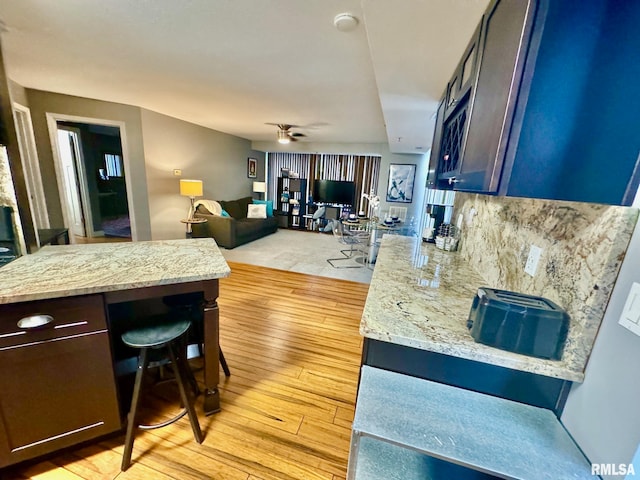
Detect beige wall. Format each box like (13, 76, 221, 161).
(253, 140, 428, 222)
(25, 89, 152, 240)
(140, 108, 264, 240)
(15, 87, 425, 242)
(8, 80, 28, 107)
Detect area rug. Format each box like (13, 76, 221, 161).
(102, 215, 131, 238)
(220, 229, 373, 284)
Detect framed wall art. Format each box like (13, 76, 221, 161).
(386, 163, 416, 203)
(247, 157, 257, 178)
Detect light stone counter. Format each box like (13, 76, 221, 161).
(0, 238, 231, 304)
(361, 235, 585, 382)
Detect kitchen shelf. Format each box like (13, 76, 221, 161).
(353, 436, 495, 480)
(348, 366, 594, 480)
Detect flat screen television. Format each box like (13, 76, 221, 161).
(312, 180, 355, 205)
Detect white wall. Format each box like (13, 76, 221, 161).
(562, 197, 640, 478)
(252, 140, 428, 223)
(141, 109, 264, 240)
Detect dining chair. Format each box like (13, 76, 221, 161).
(327, 220, 370, 268)
(388, 206, 408, 222)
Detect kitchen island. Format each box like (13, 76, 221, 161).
(0, 238, 230, 467)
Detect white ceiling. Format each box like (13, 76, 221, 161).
(0, 0, 489, 153)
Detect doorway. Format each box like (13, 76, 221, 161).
(56, 127, 87, 237)
(13, 103, 49, 232)
(47, 114, 134, 242)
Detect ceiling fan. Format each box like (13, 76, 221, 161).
(265, 123, 307, 143)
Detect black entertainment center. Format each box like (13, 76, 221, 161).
(276, 177, 357, 231)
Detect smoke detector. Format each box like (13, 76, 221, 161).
(333, 13, 358, 32)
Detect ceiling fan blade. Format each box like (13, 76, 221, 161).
(290, 132, 306, 137)
(265, 122, 301, 130)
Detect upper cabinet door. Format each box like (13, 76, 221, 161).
(454, 0, 536, 193)
(444, 22, 482, 121)
(426, 94, 446, 189)
(437, 22, 483, 184)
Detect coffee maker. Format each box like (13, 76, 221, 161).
(421, 189, 454, 242)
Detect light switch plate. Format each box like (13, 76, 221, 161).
(619, 282, 640, 336)
(524, 245, 542, 276)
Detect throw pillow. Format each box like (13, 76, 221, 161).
(220, 209, 231, 217)
(247, 203, 267, 219)
(252, 199, 274, 217)
(221, 196, 253, 219)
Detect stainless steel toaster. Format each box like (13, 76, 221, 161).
(467, 287, 570, 360)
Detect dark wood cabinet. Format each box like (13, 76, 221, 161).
(437, 22, 482, 185)
(0, 295, 121, 467)
(431, 0, 640, 205)
(362, 338, 571, 417)
(443, 22, 482, 121)
(454, 0, 535, 192)
(426, 95, 446, 189)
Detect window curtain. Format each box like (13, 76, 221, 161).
(267, 152, 315, 202)
(267, 152, 381, 211)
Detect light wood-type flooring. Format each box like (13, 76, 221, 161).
(1, 262, 369, 480)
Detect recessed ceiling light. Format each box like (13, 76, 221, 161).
(334, 13, 358, 32)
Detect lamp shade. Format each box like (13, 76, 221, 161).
(180, 179, 203, 197)
(252, 181, 266, 193)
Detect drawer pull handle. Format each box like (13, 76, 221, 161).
(17, 315, 54, 330)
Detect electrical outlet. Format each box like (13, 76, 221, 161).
(173, 169, 182, 176)
(619, 282, 640, 336)
(524, 245, 542, 276)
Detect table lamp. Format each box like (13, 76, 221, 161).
(253, 181, 266, 200)
(180, 179, 203, 221)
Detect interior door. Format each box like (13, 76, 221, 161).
(56, 128, 86, 237)
(13, 105, 49, 231)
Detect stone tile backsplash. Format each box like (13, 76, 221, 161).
(453, 193, 638, 371)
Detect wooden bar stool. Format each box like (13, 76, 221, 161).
(121, 316, 203, 471)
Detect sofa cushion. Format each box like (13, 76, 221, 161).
(236, 218, 270, 238)
(252, 199, 274, 217)
(220, 196, 253, 219)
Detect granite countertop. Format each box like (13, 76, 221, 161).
(361, 235, 584, 382)
(0, 238, 231, 304)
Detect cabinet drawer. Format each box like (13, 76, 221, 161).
(0, 295, 106, 349)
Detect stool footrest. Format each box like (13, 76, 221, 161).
(139, 408, 188, 430)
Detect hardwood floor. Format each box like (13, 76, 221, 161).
(1, 262, 369, 480)
(73, 235, 131, 244)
